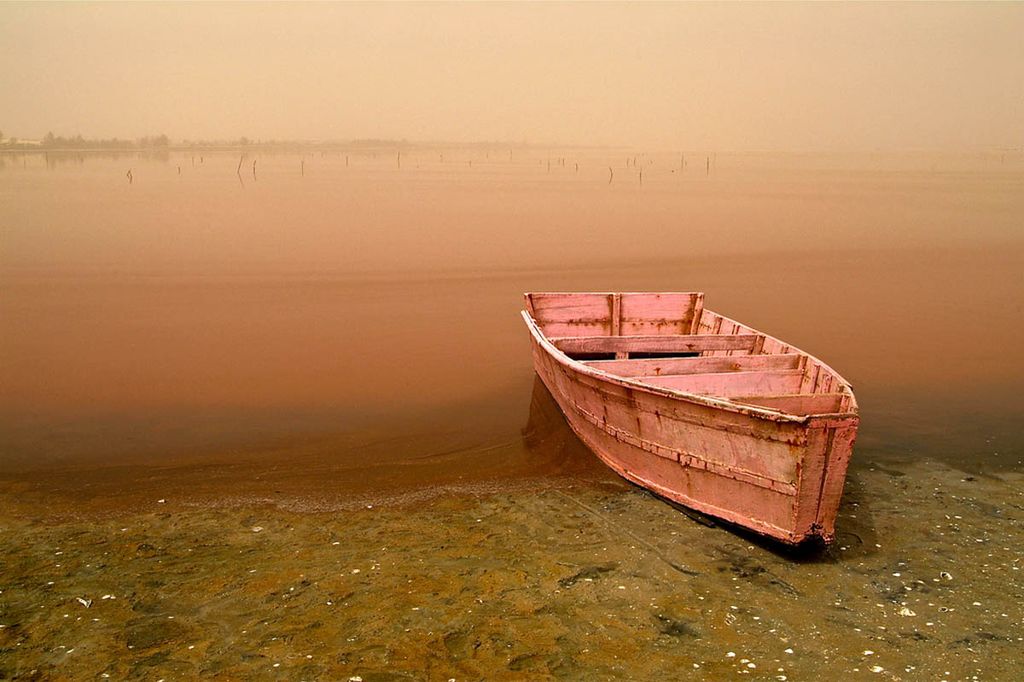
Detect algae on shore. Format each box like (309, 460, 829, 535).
(1, 460, 1021, 680)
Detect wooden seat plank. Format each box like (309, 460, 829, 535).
(731, 393, 849, 415)
(551, 334, 758, 355)
(584, 353, 801, 377)
(636, 369, 804, 397)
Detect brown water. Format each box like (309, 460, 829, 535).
(1, 149, 1023, 678)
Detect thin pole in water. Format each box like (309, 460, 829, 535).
(608, 166, 613, 184)
(252, 159, 257, 180)
(126, 169, 132, 184)
(301, 159, 305, 177)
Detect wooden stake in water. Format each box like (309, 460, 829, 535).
(126, 169, 133, 184)
(252, 159, 257, 180)
(301, 159, 305, 177)
(706, 156, 710, 175)
(608, 166, 614, 184)
(397, 151, 401, 169)
(237, 155, 244, 176)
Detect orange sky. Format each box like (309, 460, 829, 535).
(1, 2, 1021, 150)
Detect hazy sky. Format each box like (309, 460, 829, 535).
(1, 2, 1021, 150)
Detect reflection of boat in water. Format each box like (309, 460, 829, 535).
(522, 292, 860, 545)
(522, 375, 616, 481)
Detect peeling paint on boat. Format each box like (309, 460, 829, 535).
(523, 292, 860, 545)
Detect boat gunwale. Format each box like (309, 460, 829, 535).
(705, 308, 860, 417)
(521, 293, 859, 422)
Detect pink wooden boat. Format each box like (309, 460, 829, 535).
(522, 292, 859, 545)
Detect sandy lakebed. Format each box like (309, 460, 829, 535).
(1, 450, 1022, 681)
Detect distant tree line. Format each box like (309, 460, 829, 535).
(35, 133, 266, 149)
(0, 132, 176, 150)
(0, 131, 416, 151)
(38, 132, 170, 149)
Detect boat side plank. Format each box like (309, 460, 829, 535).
(538, 360, 804, 539)
(561, 360, 810, 439)
(537, 351, 804, 484)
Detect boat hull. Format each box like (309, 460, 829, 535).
(524, 312, 858, 545)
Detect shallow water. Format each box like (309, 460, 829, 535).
(1, 148, 1023, 677)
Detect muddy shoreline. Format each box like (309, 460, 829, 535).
(2, 455, 1021, 681)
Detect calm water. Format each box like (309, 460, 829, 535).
(1, 148, 1021, 504)
(1, 149, 1023, 679)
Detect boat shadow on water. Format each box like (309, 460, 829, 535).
(522, 375, 878, 564)
(521, 375, 617, 481)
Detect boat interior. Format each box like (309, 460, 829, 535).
(524, 292, 857, 417)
